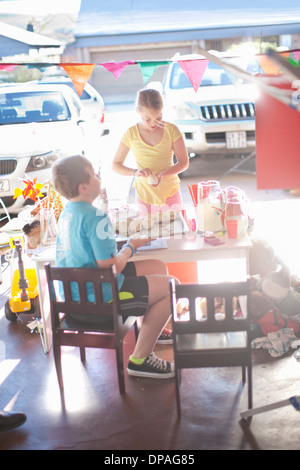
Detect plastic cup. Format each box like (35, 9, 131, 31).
(225, 198, 244, 218)
(226, 219, 238, 239)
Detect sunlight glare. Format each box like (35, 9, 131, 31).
(43, 350, 99, 413)
(0, 359, 21, 386)
(197, 258, 247, 283)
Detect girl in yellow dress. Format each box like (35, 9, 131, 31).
(112, 89, 189, 215)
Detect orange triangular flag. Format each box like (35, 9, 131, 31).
(60, 64, 95, 96)
(257, 55, 281, 75)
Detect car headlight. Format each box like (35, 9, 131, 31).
(169, 102, 198, 120)
(25, 151, 61, 172)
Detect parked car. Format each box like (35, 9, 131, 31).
(0, 82, 96, 214)
(37, 76, 106, 135)
(149, 53, 257, 159)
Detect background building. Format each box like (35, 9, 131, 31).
(63, 0, 300, 104)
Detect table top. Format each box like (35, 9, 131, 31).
(32, 231, 252, 265)
(132, 231, 251, 263)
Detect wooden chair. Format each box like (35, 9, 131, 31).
(170, 279, 252, 416)
(45, 263, 139, 394)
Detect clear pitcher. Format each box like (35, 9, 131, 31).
(40, 208, 57, 246)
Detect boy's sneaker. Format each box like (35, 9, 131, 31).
(127, 352, 175, 379)
(156, 327, 173, 344)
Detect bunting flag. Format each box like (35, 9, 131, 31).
(256, 55, 281, 74)
(60, 63, 95, 96)
(99, 60, 135, 80)
(293, 50, 300, 63)
(137, 61, 171, 84)
(178, 59, 209, 92)
(0, 64, 17, 71)
(287, 50, 300, 66)
(0, 47, 299, 97)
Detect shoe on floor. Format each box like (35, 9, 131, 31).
(127, 352, 175, 379)
(156, 327, 173, 344)
(0, 411, 26, 432)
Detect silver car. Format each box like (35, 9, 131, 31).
(0, 83, 94, 213)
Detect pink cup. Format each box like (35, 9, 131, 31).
(226, 219, 238, 238)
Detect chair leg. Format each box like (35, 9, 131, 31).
(248, 363, 253, 409)
(115, 341, 126, 394)
(80, 347, 86, 362)
(53, 343, 64, 391)
(175, 367, 181, 418)
(242, 365, 246, 384)
(134, 318, 141, 341)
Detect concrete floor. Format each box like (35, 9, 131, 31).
(1, 154, 300, 450)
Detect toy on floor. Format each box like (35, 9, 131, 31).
(249, 237, 300, 336)
(4, 237, 40, 322)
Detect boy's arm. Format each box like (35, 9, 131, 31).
(95, 236, 152, 273)
(96, 245, 132, 273)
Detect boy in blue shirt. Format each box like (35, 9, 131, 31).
(52, 155, 175, 379)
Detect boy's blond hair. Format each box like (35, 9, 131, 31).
(52, 155, 93, 199)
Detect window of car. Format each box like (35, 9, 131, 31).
(72, 88, 91, 101)
(0, 91, 71, 124)
(169, 62, 236, 89)
(44, 80, 91, 101)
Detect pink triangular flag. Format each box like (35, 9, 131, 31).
(99, 60, 135, 80)
(178, 59, 209, 92)
(0, 64, 16, 71)
(293, 50, 300, 63)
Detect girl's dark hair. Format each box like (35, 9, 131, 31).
(52, 155, 92, 199)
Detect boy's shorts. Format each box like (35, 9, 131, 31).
(118, 262, 149, 318)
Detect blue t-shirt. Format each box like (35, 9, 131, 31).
(56, 201, 124, 302)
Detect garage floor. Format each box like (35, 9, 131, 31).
(1, 156, 300, 451)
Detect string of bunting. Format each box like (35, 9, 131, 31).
(0, 49, 299, 96)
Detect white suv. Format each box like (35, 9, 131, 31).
(0, 83, 95, 213)
(152, 54, 257, 158)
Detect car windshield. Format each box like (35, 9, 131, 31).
(0, 90, 71, 124)
(169, 57, 260, 89)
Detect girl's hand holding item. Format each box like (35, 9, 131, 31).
(134, 168, 152, 178)
(147, 173, 160, 186)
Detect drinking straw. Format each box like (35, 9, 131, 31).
(188, 185, 196, 206)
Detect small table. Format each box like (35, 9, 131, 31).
(132, 231, 251, 283)
(32, 231, 252, 353)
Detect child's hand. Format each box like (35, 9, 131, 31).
(134, 168, 152, 178)
(151, 173, 162, 187)
(128, 235, 154, 250)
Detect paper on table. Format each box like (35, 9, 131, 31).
(137, 238, 168, 251)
